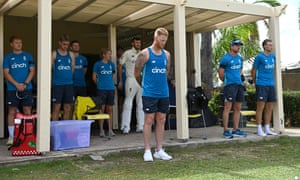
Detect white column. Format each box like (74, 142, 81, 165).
(0, 15, 4, 138)
(174, 2, 189, 140)
(108, 25, 119, 129)
(37, 0, 51, 152)
(193, 33, 201, 87)
(269, 16, 284, 131)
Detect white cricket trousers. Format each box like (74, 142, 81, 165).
(121, 77, 144, 131)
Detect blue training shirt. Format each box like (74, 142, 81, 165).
(253, 52, 276, 86)
(73, 54, 88, 87)
(3, 51, 35, 91)
(219, 53, 243, 86)
(142, 47, 169, 98)
(93, 60, 115, 90)
(52, 50, 73, 85)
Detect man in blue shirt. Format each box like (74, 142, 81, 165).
(92, 48, 116, 137)
(135, 27, 172, 162)
(70, 40, 88, 97)
(218, 40, 247, 139)
(251, 39, 278, 136)
(51, 34, 75, 120)
(3, 36, 35, 145)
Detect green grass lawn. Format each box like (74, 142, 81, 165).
(1, 136, 300, 180)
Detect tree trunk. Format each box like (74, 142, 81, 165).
(200, 32, 213, 99)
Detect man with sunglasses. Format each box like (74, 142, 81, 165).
(3, 36, 35, 145)
(218, 39, 247, 139)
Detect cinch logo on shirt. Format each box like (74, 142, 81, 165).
(230, 65, 241, 69)
(75, 65, 83, 69)
(11, 63, 27, 69)
(264, 64, 274, 69)
(101, 70, 113, 74)
(57, 65, 71, 70)
(152, 67, 166, 74)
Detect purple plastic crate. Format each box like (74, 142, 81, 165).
(50, 120, 94, 151)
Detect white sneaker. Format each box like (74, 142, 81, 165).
(257, 130, 266, 137)
(109, 130, 116, 137)
(143, 150, 153, 162)
(136, 129, 143, 133)
(99, 131, 105, 137)
(257, 127, 266, 137)
(7, 136, 13, 146)
(153, 149, 172, 160)
(266, 130, 278, 136)
(122, 126, 130, 134)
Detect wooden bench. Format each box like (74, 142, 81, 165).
(240, 110, 256, 117)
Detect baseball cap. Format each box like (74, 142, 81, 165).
(230, 40, 243, 46)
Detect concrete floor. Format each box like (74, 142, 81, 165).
(0, 125, 299, 166)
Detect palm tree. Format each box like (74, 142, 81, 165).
(200, 32, 213, 98)
(208, 0, 281, 87)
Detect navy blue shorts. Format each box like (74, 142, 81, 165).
(97, 90, 115, 105)
(223, 84, 244, 102)
(7, 90, 33, 107)
(256, 85, 276, 102)
(74, 86, 87, 97)
(142, 96, 169, 114)
(52, 85, 75, 104)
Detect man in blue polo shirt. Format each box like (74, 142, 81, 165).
(70, 40, 88, 97)
(218, 39, 247, 139)
(252, 39, 278, 136)
(135, 27, 172, 162)
(51, 34, 75, 121)
(92, 48, 116, 137)
(3, 36, 35, 145)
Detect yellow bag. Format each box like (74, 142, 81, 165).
(73, 96, 97, 120)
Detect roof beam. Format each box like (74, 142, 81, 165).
(161, 9, 211, 28)
(273, 5, 287, 17)
(193, 14, 266, 33)
(114, 4, 172, 26)
(137, 0, 176, 6)
(0, 0, 24, 15)
(185, 0, 274, 17)
(59, 0, 97, 21)
(186, 12, 226, 31)
(137, 9, 173, 28)
(87, 0, 128, 23)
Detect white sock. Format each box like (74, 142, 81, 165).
(8, 126, 14, 138)
(257, 124, 263, 132)
(145, 149, 151, 153)
(257, 124, 266, 136)
(265, 124, 271, 132)
(265, 124, 278, 135)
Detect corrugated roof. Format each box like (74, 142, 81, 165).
(0, 0, 275, 33)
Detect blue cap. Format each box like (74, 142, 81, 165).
(230, 40, 243, 46)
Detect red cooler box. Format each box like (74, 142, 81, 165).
(10, 113, 41, 156)
(50, 120, 94, 151)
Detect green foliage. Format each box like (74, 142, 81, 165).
(254, 0, 281, 7)
(209, 89, 300, 127)
(283, 91, 300, 127)
(212, 23, 261, 71)
(208, 89, 221, 116)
